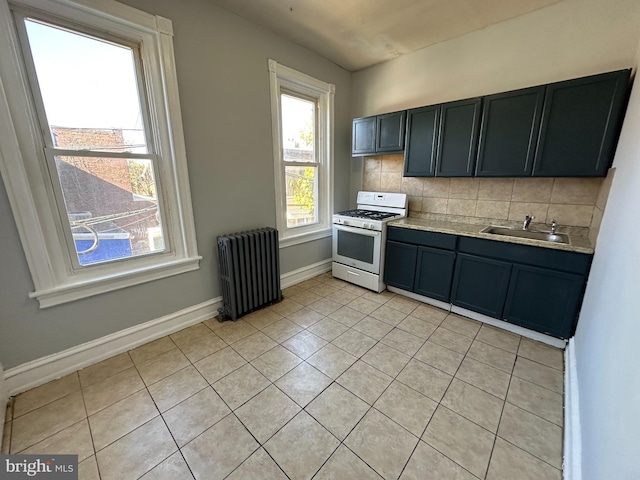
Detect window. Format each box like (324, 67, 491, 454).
(268, 60, 334, 246)
(0, 0, 200, 307)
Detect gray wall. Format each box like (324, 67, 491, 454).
(573, 43, 640, 479)
(0, 0, 351, 369)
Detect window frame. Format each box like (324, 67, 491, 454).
(268, 59, 334, 248)
(0, 0, 201, 308)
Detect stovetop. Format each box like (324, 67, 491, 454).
(335, 209, 401, 221)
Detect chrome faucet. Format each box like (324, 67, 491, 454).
(550, 219, 558, 234)
(523, 214, 534, 230)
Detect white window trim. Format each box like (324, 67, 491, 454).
(268, 59, 334, 248)
(0, 0, 201, 308)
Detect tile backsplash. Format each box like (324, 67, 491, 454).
(363, 154, 605, 228)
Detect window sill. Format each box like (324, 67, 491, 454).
(30, 256, 201, 308)
(279, 228, 332, 248)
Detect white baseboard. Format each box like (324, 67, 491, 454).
(281, 259, 332, 289)
(3, 260, 333, 396)
(384, 286, 565, 348)
(0, 362, 6, 427)
(449, 306, 566, 349)
(387, 287, 452, 312)
(4, 297, 222, 396)
(564, 338, 582, 480)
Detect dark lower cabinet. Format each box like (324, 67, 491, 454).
(384, 240, 417, 291)
(451, 253, 512, 318)
(386, 226, 592, 339)
(504, 264, 585, 338)
(414, 246, 455, 301)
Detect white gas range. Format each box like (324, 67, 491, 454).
(332, 191, 407, 292)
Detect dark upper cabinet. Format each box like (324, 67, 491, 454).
(404, 105, 440, 177)
(451, 253, 512, 318)
(435, 98, 482, 177)
(352, 111, 405, 156)
(414, 246, 455, 302)
(352, 116, 376, 156)
(377, 111, 406, 153)
(384, 240, 418, 291)
(475, 86, 545, 177)
(532, 69, 630, 177)
(504, 264, 585, 338)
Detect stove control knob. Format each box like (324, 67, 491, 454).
(367, 223, 374, 229)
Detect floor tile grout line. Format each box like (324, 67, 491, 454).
(496, 435, 564, 473)
(7, 274, 566, 480)
(502, 397, 564, 428)
(484, 336, 520, 480)
(9, 392, 87, 455)
(415, 439, 484, 480)
(511, 362, 564, 395)
(412, 313, 493, 480)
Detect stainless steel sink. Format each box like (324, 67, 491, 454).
(480, 226, 570, 244)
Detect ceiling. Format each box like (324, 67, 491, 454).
(211, 0, 564, 71)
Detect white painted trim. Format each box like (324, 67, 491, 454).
(3, 260, 332, 395)
(387, 286, 452, 312)
(0, 0, 200, 308)
(450, 305, 566, 349)
(281, 259, 332, 289)
(564, 338, 582, 480)
(4, 298, 221, 396)
(279, 228, 332, 249)
(0, 362, 7, 427)
(268, 59, 334, 245)
(32, 257, 201, 308)
(385, 286, 566, 348)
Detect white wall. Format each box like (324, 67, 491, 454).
(351, 0, 640, 117)
(572, 44, 640, 479)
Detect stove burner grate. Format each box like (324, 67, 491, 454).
(336, 209, 399, 221)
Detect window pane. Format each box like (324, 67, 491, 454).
(281, 93, 315, 162)
(285, 165, 317, 227)
(54, 155, 164, 265)
(24, 19, 148, 153)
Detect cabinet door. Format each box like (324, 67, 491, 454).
(476, 86, 545, 177)
(451, 253, 511, 318)
(352, 116, 376, 156)
(435, 98, 482, 177)
(532, 69, 630, 177)
(384, 240, 418, 291)
(414, 246, 455, 302)
(504, 264, 585, 339)
(377, 111, 406, 153)
(404, 105, 440, 177)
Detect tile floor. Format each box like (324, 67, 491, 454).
(1, 273, 565, 479)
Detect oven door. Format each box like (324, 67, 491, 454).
(332, 224, 381, 274)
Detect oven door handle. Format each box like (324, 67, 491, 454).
(333, 224, 381, 237)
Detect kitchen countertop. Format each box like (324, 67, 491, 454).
(389, 217, 594, 254)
